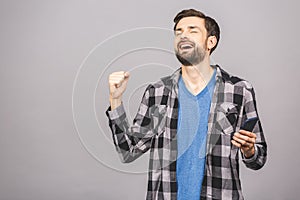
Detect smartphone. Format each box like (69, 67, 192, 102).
(231, 117, 258, 140)
(241, 117, 258, 132)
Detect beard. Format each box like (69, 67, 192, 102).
(175, 40, 207, 66)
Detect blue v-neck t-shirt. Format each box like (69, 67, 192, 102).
(176, 68, 216, 200)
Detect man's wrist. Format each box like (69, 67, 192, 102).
(110, 97, 122, 110)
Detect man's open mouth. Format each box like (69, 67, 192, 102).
(179, 42, 194, 50)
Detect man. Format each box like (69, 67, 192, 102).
(106, 8, 267, 200)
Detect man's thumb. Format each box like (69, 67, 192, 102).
(124, 71, 130, 79)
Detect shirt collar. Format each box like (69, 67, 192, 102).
(170, 64, 223, 86)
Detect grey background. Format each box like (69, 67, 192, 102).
(1, 0, 299, 199)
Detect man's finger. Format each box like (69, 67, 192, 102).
(232, 135, 248, 146)
(234, 132, 256, 143)
(231, 140, 241, 148)
(109, 80, 124, 88)
(232, 135, 254, 146)
(239, 130, 256, 138)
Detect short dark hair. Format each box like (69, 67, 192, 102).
(173, 9, 220, 54)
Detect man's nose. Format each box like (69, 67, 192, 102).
(180, 30, 189, 39)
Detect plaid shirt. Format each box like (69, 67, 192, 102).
(106, 65, 267, 200)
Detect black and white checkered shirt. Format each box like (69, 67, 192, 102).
(106, 65, 267, 200)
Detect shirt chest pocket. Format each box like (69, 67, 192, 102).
(215, 102, 240, 136)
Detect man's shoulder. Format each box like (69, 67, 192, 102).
(147, 68, 180, 90)
(220, 66, 254, 90)
(144, 77, 172, 96)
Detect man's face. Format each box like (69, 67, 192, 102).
(174, 16, 208, 66)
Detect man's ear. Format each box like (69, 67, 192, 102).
(207, 35, 217, 51)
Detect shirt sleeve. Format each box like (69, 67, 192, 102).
(241, 84, 267, 170)
(105, 84, 157, 163)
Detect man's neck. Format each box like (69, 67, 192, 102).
(181, 59, 214, 85)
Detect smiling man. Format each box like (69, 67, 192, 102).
(106, 8, 267, 200)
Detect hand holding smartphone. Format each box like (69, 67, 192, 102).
(231, 117, 258, 158)
(231, 117, 258, 140)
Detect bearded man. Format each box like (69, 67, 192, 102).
(106, 8, 267, 200)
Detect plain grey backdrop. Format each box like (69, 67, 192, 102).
(1, 0, 300, 199)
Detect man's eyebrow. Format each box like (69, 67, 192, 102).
(175, 25, 201, 31)
(189, 25, 201, 30)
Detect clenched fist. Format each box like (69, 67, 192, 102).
(108, 71, 130, 109)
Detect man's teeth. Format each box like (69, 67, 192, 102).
(180, 44, 193, 49)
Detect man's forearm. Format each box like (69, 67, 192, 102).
(110, 97, 122, 110)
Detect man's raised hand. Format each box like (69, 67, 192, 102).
(108, 71, 130, 109)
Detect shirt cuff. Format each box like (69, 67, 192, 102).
(242, 145, 258, 163)
(105, 102, 125, 120)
